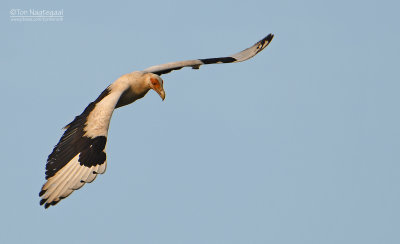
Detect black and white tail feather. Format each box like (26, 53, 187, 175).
(39, 34, 274, 208)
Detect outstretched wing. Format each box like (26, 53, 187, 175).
(39, 86, 122, 208)
(143, 33, 274, 76)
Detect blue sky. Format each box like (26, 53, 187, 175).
(1, 0, 400, 243)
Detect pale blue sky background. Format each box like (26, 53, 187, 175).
(1, 0, 399, 243)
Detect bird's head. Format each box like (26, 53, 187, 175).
(147, 74, 165, 101)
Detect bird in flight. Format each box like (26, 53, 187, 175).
(39, 34, 274, 208)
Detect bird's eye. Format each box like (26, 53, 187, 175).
(150, 77, 159, 86)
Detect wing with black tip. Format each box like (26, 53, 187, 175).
(39, 86, 120, 208)
(143, 33, 274, 76)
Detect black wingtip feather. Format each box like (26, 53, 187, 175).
(44, 200, 59, 209)
(40, 199, 46, 206)
(257, 33, 274, 52)
(266, 33, 274, 42)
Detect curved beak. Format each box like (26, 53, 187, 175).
(154, 88, 165, 101)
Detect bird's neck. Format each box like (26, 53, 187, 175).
(115, 87, 149, 108)
(113, 72, 150, 108)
